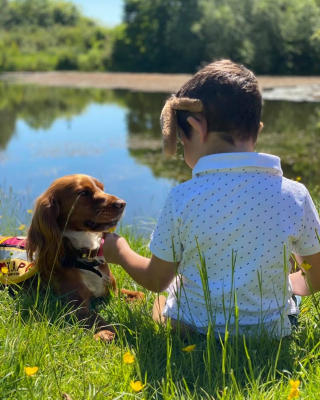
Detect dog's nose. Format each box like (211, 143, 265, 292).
(113, 200, 126, 209)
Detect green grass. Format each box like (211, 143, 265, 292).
(1, 191, 320, 399)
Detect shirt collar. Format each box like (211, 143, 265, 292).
(192, 152, 283, 177)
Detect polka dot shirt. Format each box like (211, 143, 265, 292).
(149, 153, 320, 337)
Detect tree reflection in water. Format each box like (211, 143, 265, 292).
(0, 83, 320, 188)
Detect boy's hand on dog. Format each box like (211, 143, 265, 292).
(103, 232, 177, 293)
(103, 233, 131, 265)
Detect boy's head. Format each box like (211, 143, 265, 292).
(161, 60, 262, 157)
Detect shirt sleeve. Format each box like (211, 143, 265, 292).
(292, 190, 320, 256)
(149, 190, 183, 262)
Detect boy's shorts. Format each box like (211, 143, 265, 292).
(169, 295, 301, 338)
(288, 295, 301, 328)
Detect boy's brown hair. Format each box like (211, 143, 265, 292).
(161, 60, 262, 156)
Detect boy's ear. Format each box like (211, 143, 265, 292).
(187, 115, 208, 143)
(259, 122, 264, 132)
(251, 122, 263, 148)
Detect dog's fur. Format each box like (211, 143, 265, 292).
(2, 174, 143, 342)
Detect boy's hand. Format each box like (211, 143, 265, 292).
(103, 233, 130, 265)
(291, 252, 320, 295)
(102, 233, 177, 293)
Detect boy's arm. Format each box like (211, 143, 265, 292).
(290, 252, 320, 296)
(103, 233, 177, 293)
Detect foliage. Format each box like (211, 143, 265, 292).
(199, 0, 320, 74)
(0, 0, 116, 72)
(1, 0, 320, 73)
(111, 0, 203, 73)
(114, 0, 320, 74)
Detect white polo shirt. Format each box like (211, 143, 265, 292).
(149, 152, 320, 337)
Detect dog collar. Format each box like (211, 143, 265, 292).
(62, 237, 104, 259)
(61, 237, 105, 277)
(61, 256, 103, 277)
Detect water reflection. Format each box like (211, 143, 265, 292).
(0, 83, 320, 224)
(258, 101, 320, 184)
(0, 84, 124, 149)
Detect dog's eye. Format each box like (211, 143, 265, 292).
(79, 190, 91, 197)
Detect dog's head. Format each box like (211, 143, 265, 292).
(47, 174, 125, 232)
(26, 174, 125, 278)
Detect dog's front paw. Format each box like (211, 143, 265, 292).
(134, 291, 145, 300)
(94, 330, 115, 343)
(120, 288, 145, 302)
(62, 393, 73, 400)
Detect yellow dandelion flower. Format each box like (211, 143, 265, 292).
(18, 224, 26, 230)
(296, 177, 302, 182)
(130, 380, 146, 392)
(24, 367, 38, 376)
(108, 227, 116, 233)
(123, 351, 135, 364)
(27, 209, 33, 214)
(301, 307, 310, 313)
(289, 380, 300, 389)
(288, 389, 299, 400)
(182, 344, 196, 352)
(1, 266, 8, 274)
(288, 380, 300, 400)
(301, 261, 312, 270)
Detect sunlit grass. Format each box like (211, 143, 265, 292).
(1, 189, 320, 399)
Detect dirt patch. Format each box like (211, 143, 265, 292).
(1, 71, 320, 100)
(0, 71, 192, 93)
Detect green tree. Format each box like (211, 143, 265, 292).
(112, 0, 203, 72)
(4, 0, 80, 28)
(198, 0, 255, 66)
(1, 0, 320, 74)
(199, 0, 320, 75)
(0, 0, 115, 72)
(252, 0, 320, 74)
(0, 0, 10, 29)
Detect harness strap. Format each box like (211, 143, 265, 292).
(0, 237, 104, 282)
(61, 256, 103, 278)
(0, 237, 10, 245)
(62, 237, 102, 259)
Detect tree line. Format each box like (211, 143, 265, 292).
(0, 0, 117, 71)
(1, 0, 320, 74)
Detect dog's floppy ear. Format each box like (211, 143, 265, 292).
(161, 100, 178, 157)
(161, 95, 204, 157)
(26, 193, 63, 279)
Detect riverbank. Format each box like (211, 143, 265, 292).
(1, 71, 320, 100)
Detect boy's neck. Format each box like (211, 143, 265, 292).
(183, 120, 257, 169)
(202, 133, 255, 157)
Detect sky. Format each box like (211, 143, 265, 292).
(71, 0, 124, 27)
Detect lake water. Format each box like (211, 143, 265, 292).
(1, 84, 320, 233)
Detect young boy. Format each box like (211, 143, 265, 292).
(103, 60, 320, 338)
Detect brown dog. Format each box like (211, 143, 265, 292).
(0, 174, 143, 342)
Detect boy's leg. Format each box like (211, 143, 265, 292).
(152, 295, 198, 336)
(152, 295, 167, 324)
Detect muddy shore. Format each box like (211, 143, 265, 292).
(1, 71, 320, 101)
